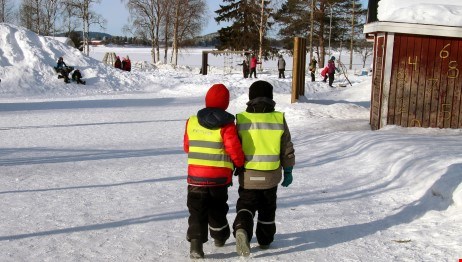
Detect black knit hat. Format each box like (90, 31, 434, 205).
(249, 80, 273, 100)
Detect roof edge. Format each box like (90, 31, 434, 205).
(364, 22, 462, 38)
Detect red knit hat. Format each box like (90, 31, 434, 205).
(205, 84, 229, 110)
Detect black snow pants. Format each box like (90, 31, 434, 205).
(187, 185, 231, 243)
(328, 73, 335, 87)
(249, 67, 257, 78)
(233, 186, 278, 246)
(278, 69, 285, 79)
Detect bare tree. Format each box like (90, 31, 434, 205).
(62, 0, 81, 35)
(19, 0, 40, 33)
(125, 0, 162, 64)
(69, 0, 106, 55)
(0, 0, 15, 23)
(171, 0, 180, 65)
(19, 0, 37, 32)
(161, 0, 173, 64)
(309, 0, 315, 60)
(35, 0, 42, 34)
(349, 0, 355, 69)
(354, 38, 373, 68)
(171, 0, 205, 66)
(42, 0, 61, 36)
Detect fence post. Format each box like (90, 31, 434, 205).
(201, 51, 208, 75)
(291, 37, 307, 103)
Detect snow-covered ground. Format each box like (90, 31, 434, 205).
(0, 23, 461, 261)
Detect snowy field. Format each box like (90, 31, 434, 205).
(0, 22, 462, 261)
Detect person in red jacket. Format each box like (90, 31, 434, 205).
(122, 56, 131, 72)
(183, 83, 245, 259)
(114, 56, 122, 69)
(249, 54, 261, 78)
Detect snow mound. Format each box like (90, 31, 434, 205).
(0, 23, 157, 98)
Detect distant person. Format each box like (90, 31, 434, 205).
(114, 56, 122, 69)
(277, 55, 286, 79)
(56, 57, 71, 83)
(56, 56, 67, 69)
(249, 55, 261, 78)
(327, 56, 339, 87)
(122, 57, 126, 70)
(122, 56, 131, 72)
(238, 60, 249, 78)
(309, 58, 317, 82)
(72, 69, 86, 85)
(184, 84, 245, 259)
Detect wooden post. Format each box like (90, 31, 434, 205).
(300, 38, 306, 96)
(201, 51, 208, 75)
(292, 37, 307, 103)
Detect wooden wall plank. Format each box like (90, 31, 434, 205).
(370, 35, 385, 130)
(422, 38, 437, 127)
(453, 39, 462, 128)
(401, 35, 415, 127)
(430, 39, 444, 127)
(394, 34, 408, 126)
(369, 35, 379, 129)
(444, 38, 459, 128)
(438, 39, 451, 128)
(408, 35, 422, 127)
(450, 39, 462, 127)
(388, 35, 401, 125)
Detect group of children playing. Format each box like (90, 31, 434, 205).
(55, 54, 133, 85)
(238, 55, 339, 87)
(55, 57, 86, 85)
(114, 55, 131, 71)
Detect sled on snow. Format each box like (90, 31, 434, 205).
(53, 66, 74, 74)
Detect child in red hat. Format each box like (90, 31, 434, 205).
(183, 83, 245, 258)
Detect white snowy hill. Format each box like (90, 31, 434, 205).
(0, 23, 461, 261)
(0, 23, 160, 98)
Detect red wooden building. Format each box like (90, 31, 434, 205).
(364, 2, 462, 130)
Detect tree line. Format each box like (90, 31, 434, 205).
(216, 0, 371, 68)
(0, 0, 372, 68)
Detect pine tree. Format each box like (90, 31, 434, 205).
(273, 0, 310, 50)
(214, 0, 272, 55)
(274, 0, 366, 67)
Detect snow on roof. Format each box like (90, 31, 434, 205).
(378, 0, 462, 27)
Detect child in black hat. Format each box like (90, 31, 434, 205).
(232, 80, 295, 256)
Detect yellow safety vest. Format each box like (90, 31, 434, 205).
(236, 111, 284, 170)
(187, 116, 233, 169)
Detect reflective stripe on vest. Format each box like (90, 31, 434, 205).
(187, 116, 233, 169)
(236, 111, 284, 170)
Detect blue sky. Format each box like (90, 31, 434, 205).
(95, 0, 369, 36)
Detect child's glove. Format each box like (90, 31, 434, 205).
(281, 166, 293, 187)
(233, 166, 245, 176)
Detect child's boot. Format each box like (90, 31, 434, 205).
(235, 229, 250, 257)
(190, 239, 204, 259)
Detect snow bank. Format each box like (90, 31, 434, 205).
(378, 0, 462, 27)
(0, 23, 157, 98)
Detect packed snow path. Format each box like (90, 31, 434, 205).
(0, 93, 461, 261)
